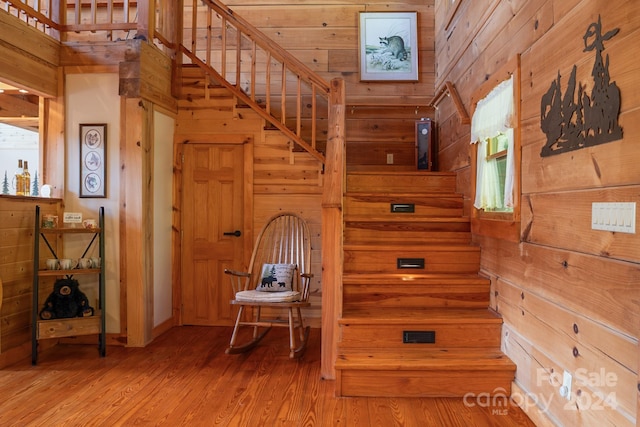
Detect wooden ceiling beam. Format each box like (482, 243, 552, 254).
(0, 93, 39, 118)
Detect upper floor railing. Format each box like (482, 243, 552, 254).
(0, 0, 138, 40)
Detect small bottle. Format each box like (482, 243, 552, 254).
(23, 161, 31, 196)
(14, 159, 24, 196)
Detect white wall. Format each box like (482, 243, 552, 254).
(65, 73, 121, 333)
(153, 110, 174, 327)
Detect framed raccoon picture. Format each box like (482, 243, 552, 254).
(359, 12, 419, 82)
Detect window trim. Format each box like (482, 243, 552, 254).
(469, 55, 521, 242)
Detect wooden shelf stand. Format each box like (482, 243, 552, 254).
(31, 205, 106, 364)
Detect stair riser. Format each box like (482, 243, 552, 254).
(343, 284, 490, 309)
(346, 221, 470, 232)
(337, 370, 514, 398)
(347, 173, 457, 193)
(345, 196, 463, 218)
(345, 229, 471, 245)
(344, 250, 480, 274)
(339, 323, 502, 349)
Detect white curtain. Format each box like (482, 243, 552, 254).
(471, 75, 515, 210)
(503, 128, 515, 208)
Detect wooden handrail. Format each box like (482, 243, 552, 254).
(180, 0, 331, 164)
(430, 81, 470, 124)
(201, 0, 329, 91)
(0, 0, 60, 30)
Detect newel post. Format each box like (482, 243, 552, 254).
(321, 78, 346, 380)
(136, 0, 152, 40)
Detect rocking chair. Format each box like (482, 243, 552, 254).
(224, 212, 312, 358)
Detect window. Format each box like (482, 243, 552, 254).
(0, 81, 41, 197)
(471, 75, 514, 213)
(470, 56, 521, 241)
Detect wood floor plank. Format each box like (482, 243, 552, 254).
(0, 326, 535, 426)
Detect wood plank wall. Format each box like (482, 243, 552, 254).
(223, 0, 435, 105)
(194, 0, 437, 170)
(0, 13, 64, 365)
(434, 0, 639, 425)
(0, 197, 60, 366)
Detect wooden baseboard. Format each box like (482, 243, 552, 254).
(0, 339, 57, 369)
(0, 342, 32, 369)
(510, 382, 556, 427)
(152, 317, 176, 339)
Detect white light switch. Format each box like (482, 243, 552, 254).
(592, 202, 636, 234)
(386, 153, 394, 164)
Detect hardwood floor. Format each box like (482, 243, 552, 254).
(0, 327, 535, 426)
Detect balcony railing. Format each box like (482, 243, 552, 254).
(0, 0, 138, 40)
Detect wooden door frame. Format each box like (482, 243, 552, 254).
(172, 135, 254, 326)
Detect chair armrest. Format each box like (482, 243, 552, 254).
(224, 269, 252, 293)
(224, 269, 250, 278)
(299, 273, 314, 301)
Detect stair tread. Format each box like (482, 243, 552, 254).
(345, 240, 473, 247)
(348, 171, 457, 177)
(345, 215, 470, 223)
(344, 243, 479, 251)
(340, 308, 502, 324)
(345, 192, 463, 198)
(336, 348, 516, 370)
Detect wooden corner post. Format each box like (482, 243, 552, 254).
(321, 78, 345, 380)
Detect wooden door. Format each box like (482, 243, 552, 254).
(181, 144, 244, 326)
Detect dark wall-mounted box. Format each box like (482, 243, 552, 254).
(416, 119, 435, 171)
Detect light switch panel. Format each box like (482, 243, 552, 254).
(592, 202, 636, 234)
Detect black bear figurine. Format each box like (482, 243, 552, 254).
(39, 278, 95, 320)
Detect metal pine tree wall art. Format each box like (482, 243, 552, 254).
(540, 15, 622, 157)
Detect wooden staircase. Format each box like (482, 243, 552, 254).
(335, 170, 516, 397)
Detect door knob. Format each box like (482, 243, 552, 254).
(223, 230, 242, 237)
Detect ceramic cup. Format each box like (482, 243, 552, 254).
(82, 219, 98, 229)
(78, 258, 93, 269)
(90, 257, 101, 268)
(45, 258, 59, 270)
(58, 258, 77, 270)
(40, 184, 52, 198)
